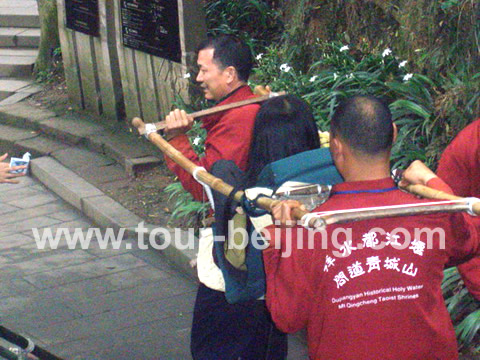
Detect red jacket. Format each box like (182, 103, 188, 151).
(165, 86, 259, 201)
(437, 118, 480, 197)
(437, 118, 480, 300)
(263, 178, 480, 360)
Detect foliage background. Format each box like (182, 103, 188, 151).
(166, 0, 479, 353)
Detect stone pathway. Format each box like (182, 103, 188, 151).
(0, 176, 196, 359)
(0, 175, 308, 359)
(0, 0, 41, 106)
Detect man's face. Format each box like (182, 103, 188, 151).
(196, 48, 230, 101)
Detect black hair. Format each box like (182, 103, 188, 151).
(245, 95, 320, 187)
(197, 36, 253, 82)
(330, 95, 393, 155)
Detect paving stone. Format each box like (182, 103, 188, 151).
(0, 233, 34, 250)
(0, 78, 34, 91)
(0, 278, 37, 298)
(0, 123, 38, 141)
(0, 203, 19, 215)
(15, 28, 40, 47)
(50, 315, 193, 360)
(22, 253, 147, 289)
(0, 102, 55, 127)
(7, 192, 58, 209)
(41, 265, 173, 303)
(0, 48, 38, 56)
(124, 155, 163, 176)
(38, 116, 105, 145)
(0, 184, 44, 202)
(0, 91, 33, 106)
(66, 276, 195, 316)
(28, 298, 189, 346)
(0, 215, 62, 234)
(0, 201, 66, 226)
(0, 9, 40, 28)
(16, 135, 70, 157)
(30, 156, 104, 210)
(0, 56, 36, 77)
(0, 175, 36, 191)
(0, 28, 24, 47)
(0, 293, 81, 324)
(0, 0, 38, 8)
(0, 249, 94, 276)
(76, 163, 127, 186)
(88, 133, 156, 167)
(52, 147, 115, 168)
(47, 209, 82, 222)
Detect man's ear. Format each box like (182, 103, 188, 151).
(224, 66, 237, 84)
(330, 137, 343, 161)
(392, 123, 398, 144)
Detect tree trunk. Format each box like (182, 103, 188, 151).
(35, 0, 60, 74)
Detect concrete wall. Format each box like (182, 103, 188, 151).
(57, 0, 206, 123)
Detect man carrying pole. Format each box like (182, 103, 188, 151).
(262, 95, 480, 360)
(156, 35, 287, 359)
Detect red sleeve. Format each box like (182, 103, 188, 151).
(436, 119, 480, 197)
(445, 213, 480, 266)
(426, 177, 454, 195)
(164, 104, 258, 201)
(458, 259, 480, 301)
(262, 225, 319, 333)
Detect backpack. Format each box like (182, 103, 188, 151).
(210, 149, 342, 304)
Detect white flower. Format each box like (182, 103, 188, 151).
(280, 63, 291, 72)
(183, 73, 191, 79)
(399, 60, 408, 68)
(193, 137, 201, 146)
(256, 53, 263, 60)
(403, 73, 413, 82)
(382, 48, 392, 57)
(310, 75, 318, 82)
(346, 73, 354, 79)
(340, 45, 349, 52)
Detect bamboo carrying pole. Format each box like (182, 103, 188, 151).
(138, 91, 286, 135)
(134, 117, 479, 229)
(132, 117, 321, 228)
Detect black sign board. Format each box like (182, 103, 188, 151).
(65, 0, 99, 37)
(121, 0, 182, 63)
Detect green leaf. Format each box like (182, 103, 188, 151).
(390, 100, 431, 119)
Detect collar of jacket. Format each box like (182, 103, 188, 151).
(201, 85, 255, 131)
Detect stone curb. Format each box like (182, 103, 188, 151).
(30, 156, 197, 280)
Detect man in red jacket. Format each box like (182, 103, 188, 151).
(263, 95, 480, 359)
(437, 118, 480, 300)
(162, 36, 288, 359)
(163, 36, 260, 201)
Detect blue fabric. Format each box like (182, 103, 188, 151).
(256, 147, 343, 189)
(213, 223, 266, 304)
(210, 149, 343, 305)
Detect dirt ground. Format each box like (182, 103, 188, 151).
(27, 75, 179, 227)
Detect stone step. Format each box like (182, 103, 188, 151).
(0, 78, 41, 102)
(0, 7, 39, 28)
(0, 103, 163, 176)
(0, 48, 38, 77)
(0, 27, 40, 48)
(0, 0, 38, 8)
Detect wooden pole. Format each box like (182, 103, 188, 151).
(132, 117, 319, 227)
(134, 115, 480, 229)
(138, 91, 285, 135)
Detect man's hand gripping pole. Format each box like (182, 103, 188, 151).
(131, 117, 318, 228)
